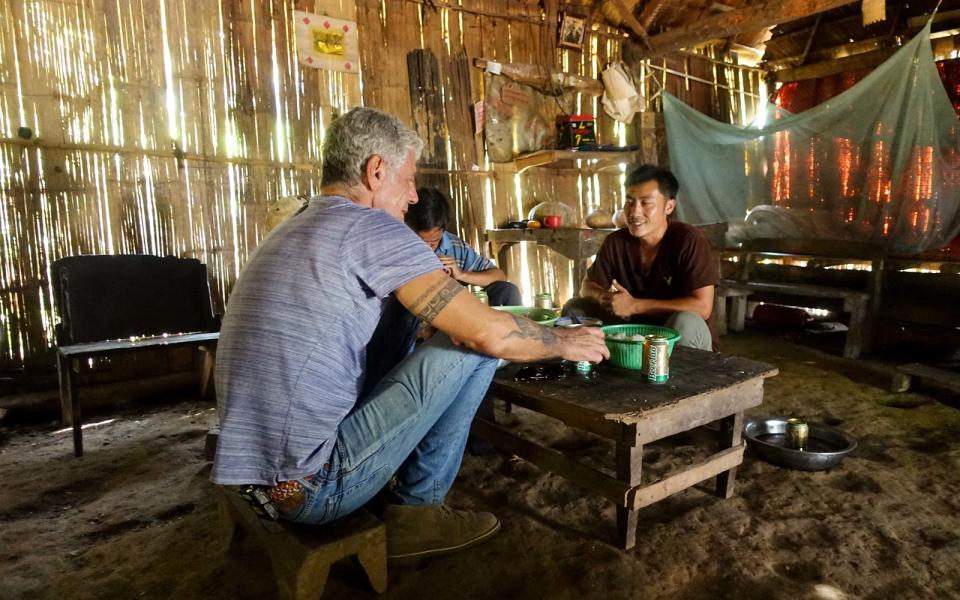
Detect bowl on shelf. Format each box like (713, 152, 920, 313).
(527, 201, 574, 228)
(600, 324, 681, 370)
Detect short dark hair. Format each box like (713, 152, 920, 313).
(407, 188, 451, 232)
(625, 164, 679, 199)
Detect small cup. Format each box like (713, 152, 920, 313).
(543, 215, 561, 228)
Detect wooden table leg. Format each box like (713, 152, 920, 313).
(57, 353, 73, 427)
(58, 354, 83, 457)
(616, 443, 643, 550)
(714, 412, 743, 499)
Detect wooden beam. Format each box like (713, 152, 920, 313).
(627, 445, 745, 510)
(765, 34, 894, 70)
(774, 45, 897, 82)
(639, 0, 671, 31)
(628, 0, 858, 60)
(797, 12, 823, 66)
(611, 0, 652, 48)
(906, 8, 960, 29)
(473, 58, 604, 95)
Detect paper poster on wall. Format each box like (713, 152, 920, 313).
(294, 10, 359, 73)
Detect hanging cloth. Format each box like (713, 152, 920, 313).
(601, 62, 642, 123)
(663, 21, 960, 253)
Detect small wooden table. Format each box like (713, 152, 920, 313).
(473, 347, 777, 549)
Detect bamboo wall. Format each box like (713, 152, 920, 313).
(0, 0, 761, 373)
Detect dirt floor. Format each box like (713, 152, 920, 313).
(2, 331, 959, 600)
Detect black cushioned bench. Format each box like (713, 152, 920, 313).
(51, 255, 220, 456)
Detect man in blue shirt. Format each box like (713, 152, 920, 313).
(212, 107, 608, 561)
(409, 188, 521, 307)
(364, 188, 523, 396)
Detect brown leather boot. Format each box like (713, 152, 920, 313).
(383, 504, 500, 560)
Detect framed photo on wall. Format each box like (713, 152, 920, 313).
(558, 12, 586, 50)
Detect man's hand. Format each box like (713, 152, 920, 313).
(438, 255, 464, 281)
(609, 279, 641, 319)
(555, 326, 609, 363)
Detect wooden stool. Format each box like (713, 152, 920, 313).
(218, 488, 387, 599)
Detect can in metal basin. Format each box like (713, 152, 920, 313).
(534, 293, 554, 309)
(643, 335, 669, 384)
(786, 418, 809, 451)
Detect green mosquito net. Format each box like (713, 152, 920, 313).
(663, 21, 960, 253)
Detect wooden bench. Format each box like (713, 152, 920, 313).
(721, 279, 869, 358)
(475, 347, 777, 550)
(891, 363, 960, 394)
(218, 488, 387, 599)
(51, 255, 220, 456)
(722, 238, 887, 359)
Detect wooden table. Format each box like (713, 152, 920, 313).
(486, 228, 614, 289)
(473, 347, 777, 549)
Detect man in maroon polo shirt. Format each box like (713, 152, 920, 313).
(564, 164, 718, 350)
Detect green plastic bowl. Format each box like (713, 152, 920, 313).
(601, 324, 681, 370)
(494, 305, 560, 326)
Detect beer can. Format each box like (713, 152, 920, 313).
(644, 335, 669, 384)
(473, 289, 489, 305)
(534, 293, 554, 309)
(786, 418, 809, 451)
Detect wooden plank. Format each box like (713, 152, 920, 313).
(765, 34, 895, 71)
(628, 444, 745, 510)
(723, 279, 868, 301)
(625, 0, 858, 60)
(485, 383, 627, 441)
(609, 0, 652, 48)
(471, 60, 604, 96)
(58, 332, 220, 357)
(774, 46, 898, 83)
(470, 417, 630, 504)
(894, 363, 960, 394)
(625, 377, 765, 445)
(493, 149, 638, 173)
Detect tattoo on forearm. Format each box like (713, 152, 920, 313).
(413, 277, 465, 323)
(503, 315, 560, 347)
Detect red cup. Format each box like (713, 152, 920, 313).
(543, 215, 561, 228)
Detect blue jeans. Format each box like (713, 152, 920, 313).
(281, 333, 497, 525)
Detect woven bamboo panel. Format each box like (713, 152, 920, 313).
(0, 0, 761, 372)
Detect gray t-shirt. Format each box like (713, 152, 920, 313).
(211, 195, 441, 486)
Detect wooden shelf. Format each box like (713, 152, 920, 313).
(492, 149, 638, 174)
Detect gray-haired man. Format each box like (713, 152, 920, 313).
(211, 107, 609, 559)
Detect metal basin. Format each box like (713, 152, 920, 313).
(744, 417, 858, 471)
